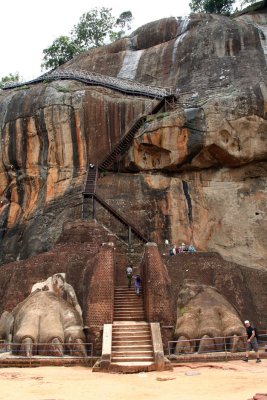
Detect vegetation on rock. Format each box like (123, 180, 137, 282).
(0, 72, 21, 89)
(189, 0, 262, 14)
(41, 7, 133, 70)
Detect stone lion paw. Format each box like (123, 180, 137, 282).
(174, 280, 246, 354)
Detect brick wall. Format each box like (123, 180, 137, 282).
(84, 242, 115, 354)
(140, 243, 175, 349)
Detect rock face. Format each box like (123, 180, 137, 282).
(0, 11, 266, 271)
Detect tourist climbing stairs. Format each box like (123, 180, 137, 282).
(110, 286, 155, 372)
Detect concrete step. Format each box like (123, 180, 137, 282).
(114, 311, 145, 316)
(114, 301, 144, 310)
(114, 316, 146, 320)
(112, 351, 154, 359)
(114, 295, 142, 299)
(113, 321, 149, 325)
(113, 317, 145, 321)
(112, 329, 150, 335)
(112, 334, 151, 341)
(114, 302, 143, 306)
(114, 307, 144, 311)
(112, 345, 153, 351)
(115, 290, 142, 293)
(109, 361, 156, 373)
(115, 286, 138, 289)
(111, 355, 154, 362)
(112, 339, 152, 346)
(114, 300, 143, 304)
(112, 325, 150, 330)
(114, 295, 142, 300)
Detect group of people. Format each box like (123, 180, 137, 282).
(165, 240, 196, 256)
(126, 265, 141, 295)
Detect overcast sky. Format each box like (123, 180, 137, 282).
(0, 0, 193, 81)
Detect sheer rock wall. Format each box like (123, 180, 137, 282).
(0, 12, 266, 269)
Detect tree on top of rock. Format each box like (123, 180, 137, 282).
(0, 72, 21, 89)
(189, 0, 235, 14)
(42, 36, 82, 70)
(71, 8, 115, 49)
(41, 7, 133, 71)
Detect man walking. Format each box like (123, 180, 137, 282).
(243, 320, 261, 363)
(126, 265, 133, 289)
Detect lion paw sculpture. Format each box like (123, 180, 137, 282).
(174, 280, 246, 354)
(0, 273, 86, 357)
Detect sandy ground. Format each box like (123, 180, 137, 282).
(0, 361, 266, 400)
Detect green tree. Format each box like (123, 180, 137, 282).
(239, 0, 264, 9)
(42, 36, 81, 70)
(71, 7, 115, 49)
(189, 0, 235, 14)
(112, 11, 133, 40)
(0, 72, 21, 89)
(41, 8, 133, 70)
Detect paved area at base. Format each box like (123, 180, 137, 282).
(0, 361, 266, 400)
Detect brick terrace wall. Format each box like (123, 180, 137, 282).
(140, 243, 175, 349)
(84, 242, 115, 355)
(0, 219, 112, 315)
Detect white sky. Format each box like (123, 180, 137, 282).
(0, 0, 192, 81)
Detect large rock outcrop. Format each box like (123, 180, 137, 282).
(0, 11, 266, 271)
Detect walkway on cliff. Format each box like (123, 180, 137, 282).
(2, 68, 172, 99)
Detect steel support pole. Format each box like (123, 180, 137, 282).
(92, 195, 96, 219)
(128, 226, 132, 246)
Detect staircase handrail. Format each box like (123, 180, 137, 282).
(83, 165, 98, 194)
(94, 193, 149, 243)
(98, 94, 177, 171)
(98, 115, 146, 170)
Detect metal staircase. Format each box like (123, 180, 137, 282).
(99, 116, 146, 171)
(81, 80, 176, 243)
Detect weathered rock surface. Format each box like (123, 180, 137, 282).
(174, 280, 246, 354)
(0, 11, 266, 271)
(11, 290, 86, 357)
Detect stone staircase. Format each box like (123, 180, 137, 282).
(113, 286, 145, 321)
(110, 286, 155, 372)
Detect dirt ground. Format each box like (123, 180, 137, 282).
(0, 361, 266, 400)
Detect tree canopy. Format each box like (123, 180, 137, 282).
(42, 36, 81, 70)
(189, 0, 264, 14)
(41, 8, 133, 71)
(189, 0, 235, 14)
(0, 72, 21, 89)
(71, 7, 115, 49)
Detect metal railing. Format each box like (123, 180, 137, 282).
(167, 334, 267, 359)
(2, 68, 173, 99)
(0, 341, 93, 359)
